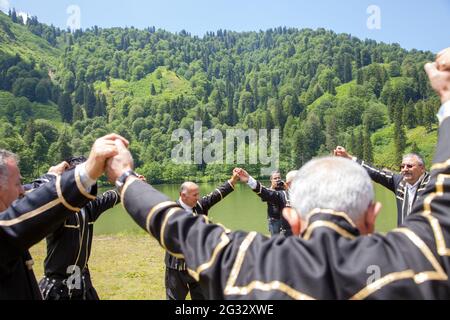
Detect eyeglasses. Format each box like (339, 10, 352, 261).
(400, 164, 415, 170)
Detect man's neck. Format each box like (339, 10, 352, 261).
(179, 198, 193, 211)
(406, 173, 425, 187)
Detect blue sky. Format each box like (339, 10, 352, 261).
(1, 0, 449, 53)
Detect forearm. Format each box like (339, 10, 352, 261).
(0, 169, 95, 251)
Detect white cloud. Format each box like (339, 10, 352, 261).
(0, 0, 10, 13)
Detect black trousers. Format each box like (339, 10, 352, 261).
(165, 267, 205, 300)
(39, 277, 100, 300)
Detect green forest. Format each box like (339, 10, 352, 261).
(0, 9, 440, 184)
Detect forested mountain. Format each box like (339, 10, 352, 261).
(0, 10, 440, 183)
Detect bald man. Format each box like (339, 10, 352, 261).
(165, 174, 239, 300)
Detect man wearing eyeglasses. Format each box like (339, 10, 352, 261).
(333, 147, 430, 226)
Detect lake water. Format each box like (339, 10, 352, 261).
(94, 182, 398, 235)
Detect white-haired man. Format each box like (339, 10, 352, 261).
(107, 50, 450, 299)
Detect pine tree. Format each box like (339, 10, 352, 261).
(84, 85, 96, 118)
(363, 126, 373, 162)
(394, 109, 406, 164)
(355, 128, 364, 159)
(325, 117, 338, 152)
(402, 100, 417, 129)
(150, 83, 156, 95)
(72, 104, 84, 122)
(58, 93, 73, 123)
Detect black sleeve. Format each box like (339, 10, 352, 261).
(355, 159, 402, 192)
(0, 169, 96, 261)
(85, 189, 121, 222)
(251, 180, 286, 207)
(198, 180, 235, 212)
(23, 173, 57, 192)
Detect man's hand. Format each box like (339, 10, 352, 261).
(229, 168, 240, 186)
(437, 48, 450, 72)
(85, 134, 130, 181)
(48, 161, 69, 175)
(137, 174, 146, 182)
(425, 62, 450, 104)
(333, 146, 352, 159)
(236, 168, 250, 183)
(106, 139, 134, 184)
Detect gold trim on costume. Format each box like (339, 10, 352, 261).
(393, 228, 447, 278)
(227, 180, 235, 190)
(305, 208, 357, 228)
(350, 227, 448, 300)
(160, 207, 185, 259)
(216, 188, 223, 200)
(56, 175, 80, 212)
(303, 220, 357, 240)
(225, 232, 257, 291)
(431, 159, 450, 171)
(223, 232, 315, 299)
(420, 174, 450, 256)
(144, 201, 178, 234)
(0, 199, 61, 227)
(188, 232, 230, 281)
(75, 171, 96, 200)
(226, 280, 315, 300)
(120, 177, 139, 209)
(350, 270, 415, 300)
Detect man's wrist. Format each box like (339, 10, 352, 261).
(76, 163, 96, 189)
(247, 176, 257, 189)
(441, 93, 450, 105)
(437, 100, 450, 124)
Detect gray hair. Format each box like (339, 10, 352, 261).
(0, 149, 18, 187)
(285, 170, 298, 184)
(180, 181, 198, 194)
(402, 153, 425, 167)
(290, 157, 374, 223)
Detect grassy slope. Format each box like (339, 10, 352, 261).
(0, 12, 63, 123)
(95, 66, 193, 107)
(0, 90, 62, 123)
(0, 12, 61, 67)
(372, 124, 438, 169)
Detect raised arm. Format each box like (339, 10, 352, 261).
(86, 189, 121, 222)
(334, 146, 400, 192)
(198, 174, 237, 212)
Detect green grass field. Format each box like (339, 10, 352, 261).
(29, 234, 168, 300)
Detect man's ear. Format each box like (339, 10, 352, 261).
(282, 207, 302, 236)
(363, 202, 382, 235)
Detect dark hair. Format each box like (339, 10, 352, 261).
(65, 155, 87, 169)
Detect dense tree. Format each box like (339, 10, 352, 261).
(58, 93, 73, 123)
